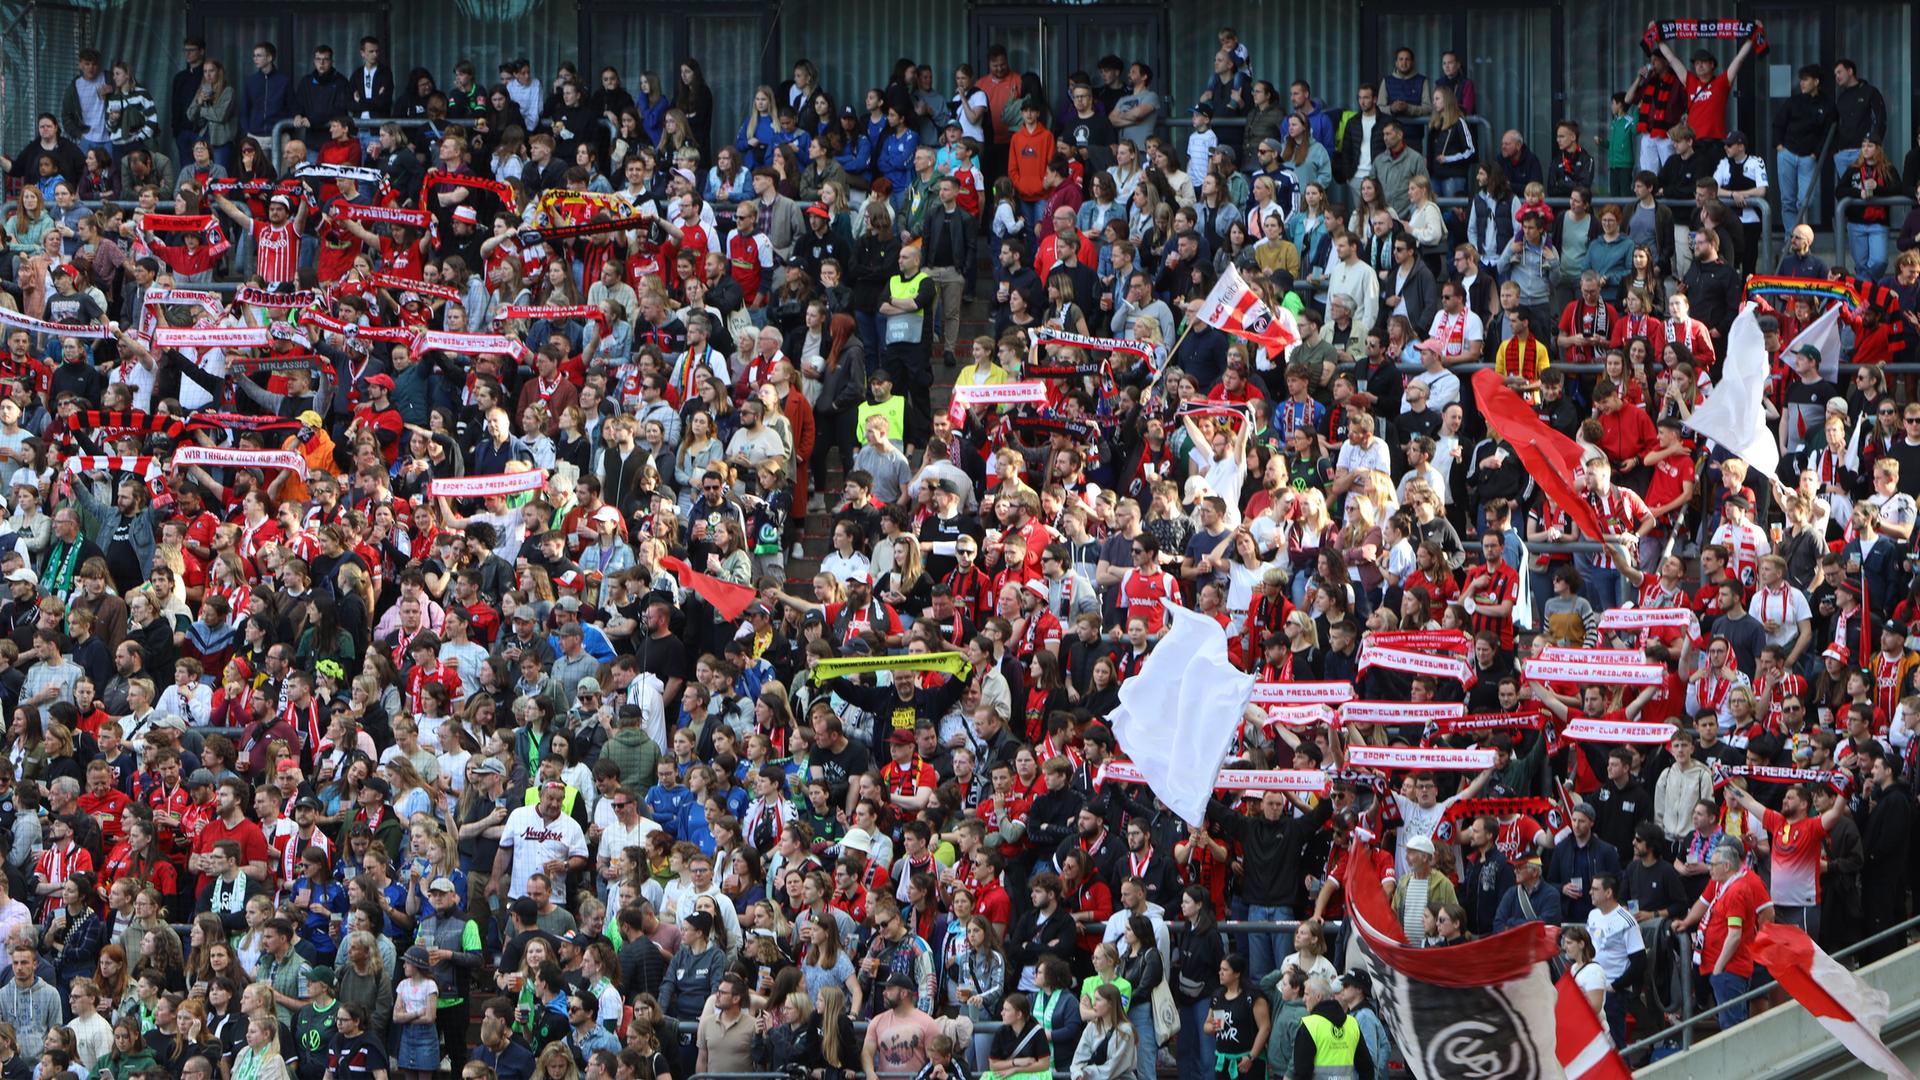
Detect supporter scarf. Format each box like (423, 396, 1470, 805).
(1339, 701, 1462, 726)
(1598, 607, 1697, 633)
(1251, 681, 1354, 705)
(1258, 704, 1336, 731)
(419, 170, 512, 207)
(1029, 329, 1165, 371)
(63, 410, 187, 443)
(1366, 629, 1471, 655)
(1021, 351, 1110, 380)
(517, 218, 639, 245)
(1745, 275, 1859, 311)
(808, 651, 973, 683)
(63, 455, 159, 480)
(1100, 760, 1328, 795)
(1521, 657, 1666, 686)
(180, 412, 302, 435)
(1007, 410, 1099, 444)
(1175, 400, 1257, 425)
(1346, 745, 1497, 771)
(268, 321, 313, 349)
(1558, 717, 1678, 745)
(205, 178, 283, 198)
(234, 286, 320, 310)
(427, 470, 547, 498)
(231, 353, 327, 375)
(140, 212, 228, 238)
(0, 307, 112, 340)
(373, 274, 461, 300)
(294, 162, 386, 186)
(1425, 711, 1547, 738)
(1642, 18, 1768, 56)
(1433, 796, 1559, 844)
(1713, 762, 1851, 795)
(1538, 646, 1648, 665)
(411, 329, 533, 363)
(299, 309, 417, 345)
(493, 304, 610, 329)
(152, 326, 272, 349)
(338, 204, 432, 229)
(537, 189, 647, 225)
(1356, 642, 1478, 688)
(656, 553, 756, 621)
(173, 446, 309, 477)
(142, 289, 223, 317)
(951, 381, 1049, 407)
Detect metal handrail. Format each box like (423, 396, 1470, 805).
(1831, 196, 1917, 274)
(1432, 193, 1773, 271)
(1622, 909, 1920, 1056)
(268, 116, 438, 171)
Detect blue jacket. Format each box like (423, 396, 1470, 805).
(1492, 879, 1564, 933)
(836, 133, 874, 178)
(876, 130, 919, 196)
(242, 68, 293, 138)
(646, 783, 695, 836)
(736, 116, 777, 168)
(1545, 835, 1621, 923)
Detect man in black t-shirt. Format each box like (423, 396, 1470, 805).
(807, 711, 872, 808)
(45, 264, 104, 327)
(637, 598, 689, 705)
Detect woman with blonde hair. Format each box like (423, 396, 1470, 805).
(1069, 983, 1137, 1080)
(232, 1015, 289, 1080)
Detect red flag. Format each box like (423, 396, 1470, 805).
(1753, 924, 1916, 1079)
(658, 555, 757, 621)
(1195, 265, 1301, 355)
(1556, 975, 1635, 1079)
(1471, 369, 1608, 542)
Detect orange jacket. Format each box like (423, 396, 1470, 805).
(1008, 124, 1053, 201)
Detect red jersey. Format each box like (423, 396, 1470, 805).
(976, 792, 1033, 858)
(253, 220, 300, 285)
(77, 789, 133, 848)
(1695, 867, 1769, 977)
(1117, 569, 1181, 634)
(1683, 72, 1732, 140)
(727, 231, 770, 303)
(1758, 808, 1826, 907)
(1465, 561, 1520, 650)
(192, 813, 270, 895)
(405, 662, 466, 717)
(33, 843, 93, 912)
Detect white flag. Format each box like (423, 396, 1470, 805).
(1786, 301, 1847, 384)
(1684, 303, 1780, 475)
(1107, 600, 1255, 826)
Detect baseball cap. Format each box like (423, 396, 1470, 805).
(885, 972, 915, 991)
(4, 568, 35, 584)
(839, 105, 857, 119)
(269, 194, 294, 210)
(556, 595, 583, 612)
(1724, 130, 1747, 145)
(366, 373, 395, 390)
(1339, 970, 1371, 995)
(1191, 101, 1213, 117)
(307, 966, 336, 988)
(53, 263, 77, 279)
(187, 768, 216, 787)
(745, 603, 771, 619)
(363, 776, 393, 799)
(1405, 834, 1435, 855)
(297, 410, 324, 428)
(512, 604, 539, 622)
(804, 204, 830, 219)
(802, 610, 825, 626)
(1793, 343, 1822, 363)
(593, 505, 621, 524)
(888, 728, 916, 745)
(684, 911, 715, 934)
(294, 796, 323, 812)
(428, 877, 458, 893)
(452, 206, 480, 225)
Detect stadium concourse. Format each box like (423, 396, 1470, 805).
(0, 13, 1913, 1080)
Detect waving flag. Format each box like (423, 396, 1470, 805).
(659, 555, 757, 621)
(1783, 299, 1847, 384)
(1108, 600, 1255, 826)
(1195, 264, 1300, 356)
(1472, 370, 1608, 542)
(1343, 841, 1632, 1079)
(1685, 303, 1781, 475)
(1752, 923, 1916, 1080)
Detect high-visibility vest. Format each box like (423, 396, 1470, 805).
(884, 271, 929, 345)
(1301, 1013, 1361, 1078)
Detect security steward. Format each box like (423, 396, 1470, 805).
(1294, 974, 1373, 1079)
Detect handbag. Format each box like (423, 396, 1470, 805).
(1150, 977, 1180, 1046)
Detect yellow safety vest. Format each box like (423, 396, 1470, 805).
(883, 271, 930, 347)
(522, 784, 581, 818)
(1301, 1013, 1360, 1077)
(857, 395, 906, 445)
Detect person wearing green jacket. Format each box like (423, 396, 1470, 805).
(1390, 834, 1459, 939)
(1259, 966, 1312, 1077)
(185, 60, 239, 170)
(601, 709, 663, 793)
(91, 1018, 158, 1080)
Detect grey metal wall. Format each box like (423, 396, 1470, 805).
(776, 0, 969, 113)
(1167, 0, 1359, 119)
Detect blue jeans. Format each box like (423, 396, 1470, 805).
(1709, 971, 1751, 1028)
(1176, 998, 1217, 1080)
(1434, 175, 1468, 198)
(1777, 149, 1818, 232)
(1849, 222, 1887, 281)
(1575, 553, 1623, 612)
(1833, 147, 1861, 183)
(1126, 1001, 1157, 1080)
(1244, 903, 1294, 981)
(1021, 199, 1045, 231)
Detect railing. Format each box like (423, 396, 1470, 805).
(1623, 910, 1920, 1057)
(1429, 194, 1773, 273)
(268, 116, 440, 171)
(1831, 196, 1917, 275)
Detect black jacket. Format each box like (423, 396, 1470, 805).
(1205, 797, 1333, 908)
(1006, 905, 1078, 972)
(349, 66, 395, 120)
(292, 70, 353, 134)
(1293, 1000, 1375, 1080)
(917, 204, 978, 272)
(1772, 90, 1836, 157)
(1680, 258, 1741, 338)
(1835, 80, 1888, 149)
(1334, 110, 1388, 186)
(1546, 146, 1596, 198)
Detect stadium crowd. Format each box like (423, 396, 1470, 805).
(0, 14, 1911, 1080)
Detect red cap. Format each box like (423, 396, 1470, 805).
(53, 263, 77, 278)
(366, 373, 395, 390)
(804, 204, 830, 219)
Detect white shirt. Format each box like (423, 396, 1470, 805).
(1336, 436, 1391, 479)
(1408, 369, 1461, 412)
(1585, 903, 1644, 982)
(1326, 257, 1380, 331)
(1748, 583, 1811, 649)
(497, 805, 588, 898)
(1427, 308, 1484, 362)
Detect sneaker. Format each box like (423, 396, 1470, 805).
(807, 494, 826, 512)
(943, 350, 959, 368)
(791, 542, 807, 559)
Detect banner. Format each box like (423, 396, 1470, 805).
(1744, 275, 1859, 311)
(1346, 745, 1497, 771)
(0, 307, 113, 340)
(1685, 304, 1781, 475)
(172, 445, 309, 477)
(1784, 301, 1847, 385)
(427, 470, 547, 499)
(1195, 264, 1300, 355)
(1559, 718, 1681, 745)
(808, 652, 973, 683)
(1523, 657, 1666, 686)
(412, 329, 533, 363)
(1367, 629, 1472, 655)
(234, 286, 320, 310)
(1252, 681, 1354, 706)
(1099, 760, 1328, 795)
(1642, 17, 1768, 56)
(1027, 328, 1165, 371)
(1340, 701, 1463, 726)
(152, 326, 271, 350)
(298, 309, 417, 345)
(1357, 643, 1478, 687)
(951, 381, 1050, 406)
(1538, 647, 1648, 665)
(1109, 601, 1256, 826)
(658, 554, 757, 623)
